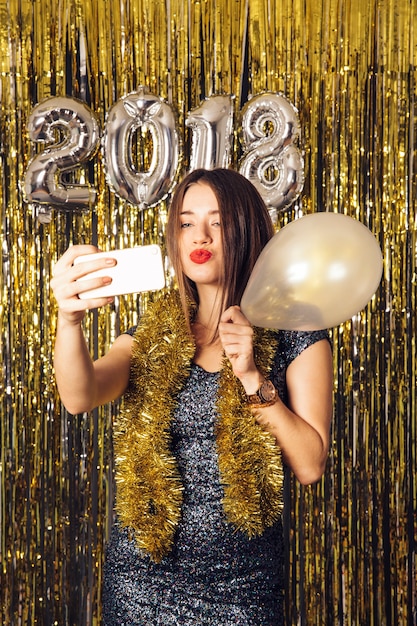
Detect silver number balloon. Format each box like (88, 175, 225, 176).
(24, 96, 100, 211)
(186, 95, 234, 171)
(239, 92, 304, 211)
(103, 87, 180, 207)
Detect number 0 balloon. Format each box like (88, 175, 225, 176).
(241, 212, 383, 330)
(102, 87, 180, 207)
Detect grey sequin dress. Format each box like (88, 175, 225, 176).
(102, 329, 328, 625)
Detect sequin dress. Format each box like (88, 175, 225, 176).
(102, 330, 328, 625)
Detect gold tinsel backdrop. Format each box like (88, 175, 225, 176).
(1, 0, 416, 624)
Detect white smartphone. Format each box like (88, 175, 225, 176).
(74, 244, 165, 298)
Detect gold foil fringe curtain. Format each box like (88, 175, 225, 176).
(1, 1, 416, 624)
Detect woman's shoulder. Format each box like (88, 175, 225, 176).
(275, 328, 331, 367)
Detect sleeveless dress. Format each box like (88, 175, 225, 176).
(102, 329, 328, 625)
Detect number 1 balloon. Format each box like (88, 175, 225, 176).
(240, 212, 383, 330)
(186, 95, 234, 171)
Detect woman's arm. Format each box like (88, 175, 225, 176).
(219, 305, 333, 485)
(53, 321, 133, 413)
(51, 245, 133, 414)
(254, 339, 333, 484)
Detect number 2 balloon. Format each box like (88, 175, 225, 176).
(240, 212, 383, 330)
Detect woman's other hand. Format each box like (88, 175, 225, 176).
(218, 305, 264, 394)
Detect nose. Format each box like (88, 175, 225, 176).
(193, 224, 212, 244)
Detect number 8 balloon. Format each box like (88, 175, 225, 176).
(240, 212, 384, 330)
(239, 92, 304, 211)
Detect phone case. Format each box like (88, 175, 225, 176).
(74, 245, 165, 298)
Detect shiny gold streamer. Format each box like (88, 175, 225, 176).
(1, 0, 416, 624)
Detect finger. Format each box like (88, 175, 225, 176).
(220, 305, 242, 324)
(52, 254, 117, 296)
(218, 322, 253, 343)
(70, 256, 117, 282)
(53, 244, 100, 277)
(78, 295, 115, 310)
(220, 305, 253, 329)
(220, 329, 252, 351)
(57, 273, 113, 302)
(59, 293, 115, 314)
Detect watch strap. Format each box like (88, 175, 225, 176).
(246, 379, 278, 409)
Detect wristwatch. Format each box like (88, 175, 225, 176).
(246, 379, 278, 408)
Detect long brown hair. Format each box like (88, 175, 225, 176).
(166, 168, 275, 331)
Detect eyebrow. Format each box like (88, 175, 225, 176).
(180, 209, 220, 216)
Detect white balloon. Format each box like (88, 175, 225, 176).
(241, 212, 383, 330)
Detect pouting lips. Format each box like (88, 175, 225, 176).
(190, 249, 212, 264)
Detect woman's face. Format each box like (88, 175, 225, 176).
(179, 182, 224, 288)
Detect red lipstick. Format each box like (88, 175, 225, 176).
(190, 249, 212, 264)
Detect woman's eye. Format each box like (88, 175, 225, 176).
(181, 222, 191, 228)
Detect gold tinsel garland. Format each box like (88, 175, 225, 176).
(113, 291, 284, 562)
(216, 331, 284, 533)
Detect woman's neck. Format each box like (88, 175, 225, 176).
(194, 285, 223, 331)
(191, 316, 223, 373)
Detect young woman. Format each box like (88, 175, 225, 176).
(51, 168, 333, 625)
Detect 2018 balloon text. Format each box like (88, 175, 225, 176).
(24, 89, 304, 214)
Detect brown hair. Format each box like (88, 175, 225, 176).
(166, 168, 275, 331)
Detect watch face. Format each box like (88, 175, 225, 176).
(259, 380, 277, 402)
